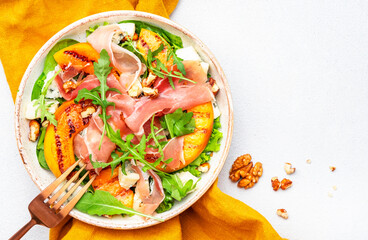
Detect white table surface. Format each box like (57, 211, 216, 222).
(1, 0, 368, 239)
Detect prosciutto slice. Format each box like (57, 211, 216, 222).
(125, 84, 213, 136)
(73, 108, 115, 171)
(55, 74, 100, 101)
(131, 164, 165, 215)
(162, 137, 185, 170)
(87, 24, 144, 90)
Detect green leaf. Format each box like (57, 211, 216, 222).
(75, 88, 103, 105)
(93, 49, 112, 100)
(119, 20, 183, 49)
(160, 109, 195, 138)
(36, 127, 49, 170)
(75, 190, 163, 221)
(31, 73, 46, 101)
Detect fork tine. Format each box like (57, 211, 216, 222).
(53, 171, 89, 211)
(39, 159, 82, 198)
(58, 175, 96, 218)
(48, 164, 87, 205)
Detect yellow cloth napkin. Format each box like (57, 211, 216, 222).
(0, 1, 285, 239)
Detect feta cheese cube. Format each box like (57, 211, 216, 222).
(176, 46, 210, 75)
(176, 46, 201, 61)
(118, 165, 140, 189)
(117, 23, 135, 38)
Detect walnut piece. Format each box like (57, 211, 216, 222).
(142, 87, 159, 98)
(142, 72, 157, 87)
(198, 162, 210, 173)
(306, 159, 312, 164)
(280, 178, 293, 190)
(230, 154, 263, 189)
(271, 177, 281, 191)
(208, 77, 219, 96)
(29, 120, 40, 142)
(276, 209, 288, 219)
(81, 106, 96, 118)
(128, 83, 143, 98)
(284, 162, 296, 175)
(62, 80, 77, 93)
(41, 120, 50, 128)
(329, 166, 336, 172)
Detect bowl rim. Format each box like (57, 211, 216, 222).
(14, 10, 233, 229)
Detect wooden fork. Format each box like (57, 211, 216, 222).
(9, 159, 96, 240)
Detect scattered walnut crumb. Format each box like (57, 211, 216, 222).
(329, 166, 336, 172)
(229, 154, 263, 190)
(271, 177, 281, 191)
(284, 162, 296, 175)
(332, 186, 337, 191)
(280, 178, 293, 190)
(306, 159, 311, 164)
(276, 209, 288, 219)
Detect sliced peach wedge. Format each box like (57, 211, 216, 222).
(44, 100, 94, 177)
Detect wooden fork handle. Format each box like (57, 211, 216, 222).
(9, 218, 37, 240)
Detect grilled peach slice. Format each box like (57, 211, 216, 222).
(44, 100, 94, 177)
(91, 167, 134, 208)
(158, 102, 214, 173)
(53, 42, 100, 74)
(136, 28, 174, 67)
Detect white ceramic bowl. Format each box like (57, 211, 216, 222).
(14, 11, 233, 229)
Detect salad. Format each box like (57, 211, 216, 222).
(26, 20, 222, 220)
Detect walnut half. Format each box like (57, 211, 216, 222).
(230, 154, 263, 190)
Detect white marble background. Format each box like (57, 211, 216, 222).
(1, 0, 368, 239)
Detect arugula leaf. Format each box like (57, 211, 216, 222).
(119, 20, 183, 49)
(36, 127, 49, 170)
(75, 190, 163, 221)
(31, 39, 79, 100)
(160, 108, 195, 138)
